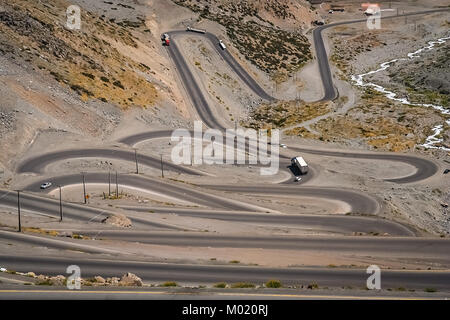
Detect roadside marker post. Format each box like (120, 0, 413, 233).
(134, 149, 139, 174)
(15, 190, 21, 232)
(108, 171, 111, 196)
(115, 171, 119, 198)
(59, 185, 63, 222)
(82, 172, 86, 204)
(160, 154, 164, 178)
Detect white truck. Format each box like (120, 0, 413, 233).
(291, 156, 308, 174)
(186, 26, 206, 34)
(219, 39, 226, 50)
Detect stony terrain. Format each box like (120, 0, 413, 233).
(298, 10, 450, 153)
(172, 0, 314, 77)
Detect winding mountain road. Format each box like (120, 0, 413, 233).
(1, 8, 449, 294)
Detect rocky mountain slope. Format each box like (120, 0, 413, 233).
(172, 0, 315, 77)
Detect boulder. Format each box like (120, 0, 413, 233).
(94, 276, 106, 284)
(50, 275, 66, 286)
(108, 277, 120, 286)
(119, 272, 143, 287)
(101, 214, 132, 228)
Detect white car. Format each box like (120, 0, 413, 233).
(40, 182, 52, 189)
(280, 144, 287, 148)
(294, 176, 302, 182)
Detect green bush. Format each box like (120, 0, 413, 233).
(161, 281, 177, 287)
(214, 282, 227, 288)
(307, 282, 319, 289)
(265, 280, 282, 288)
(231, 282, 255, 288)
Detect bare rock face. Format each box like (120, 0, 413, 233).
(94, 276, 106, 284)
(101, 214, 132, 228)
(36, 275, 47, 281)
(119, 273, 143, 287)
(49, 275, 66, 286)
(108, 277, 120, 286)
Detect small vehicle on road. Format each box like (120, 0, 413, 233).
(219, 40, 226, 50)
(444, 169, 450, 174)
(291, 156, 309, 175)
(161, 33, 170, 46)
(294, 176, 302, 182)
(40, 182, 52, 189)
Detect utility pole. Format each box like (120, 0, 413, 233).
(108, 171, 111, 196)
(160, 154, 164, 178)
(58, 185, 63, 222)
(115, 171, 119, 198)
(16, 190, 21, 232)
(134, 149, 139, 174)
(82, 172, 86, 204)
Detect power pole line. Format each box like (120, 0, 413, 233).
(15, 190, 21, 232)
(108, 171, 111, 196)
(58, 185, 63, 222)
(160, 154, 164, 178)
(134, 149, 139, 174)
(82, 172, 86, 204)
(115, 171, 119, 198)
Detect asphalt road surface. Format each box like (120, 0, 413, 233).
(119, 206, 417, 236)
(117, 130, 438, 184)
(1, 255, 449, 290)
(288, 147, 438, 184)
(313, 8, 450, 101)
(206, 184, 381, 214)
(76, 231, 450, 257)
(21, 173, 257, 211)
(0, 189, 178, 230)
(21, 173, 380, 214)
(0, 286, 446, 300)
(16, 148, 202, 176)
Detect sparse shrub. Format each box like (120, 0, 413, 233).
(307, 282, 319, 289)
(214, 282, 227, 288)
(161, 281, 177, 287)
(81, 72, 95, 80)
(265, 279, 282, 288)
(36, 279, 53, 286)
(231, 282, 255, 288)
(112, 80, 125, 89)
